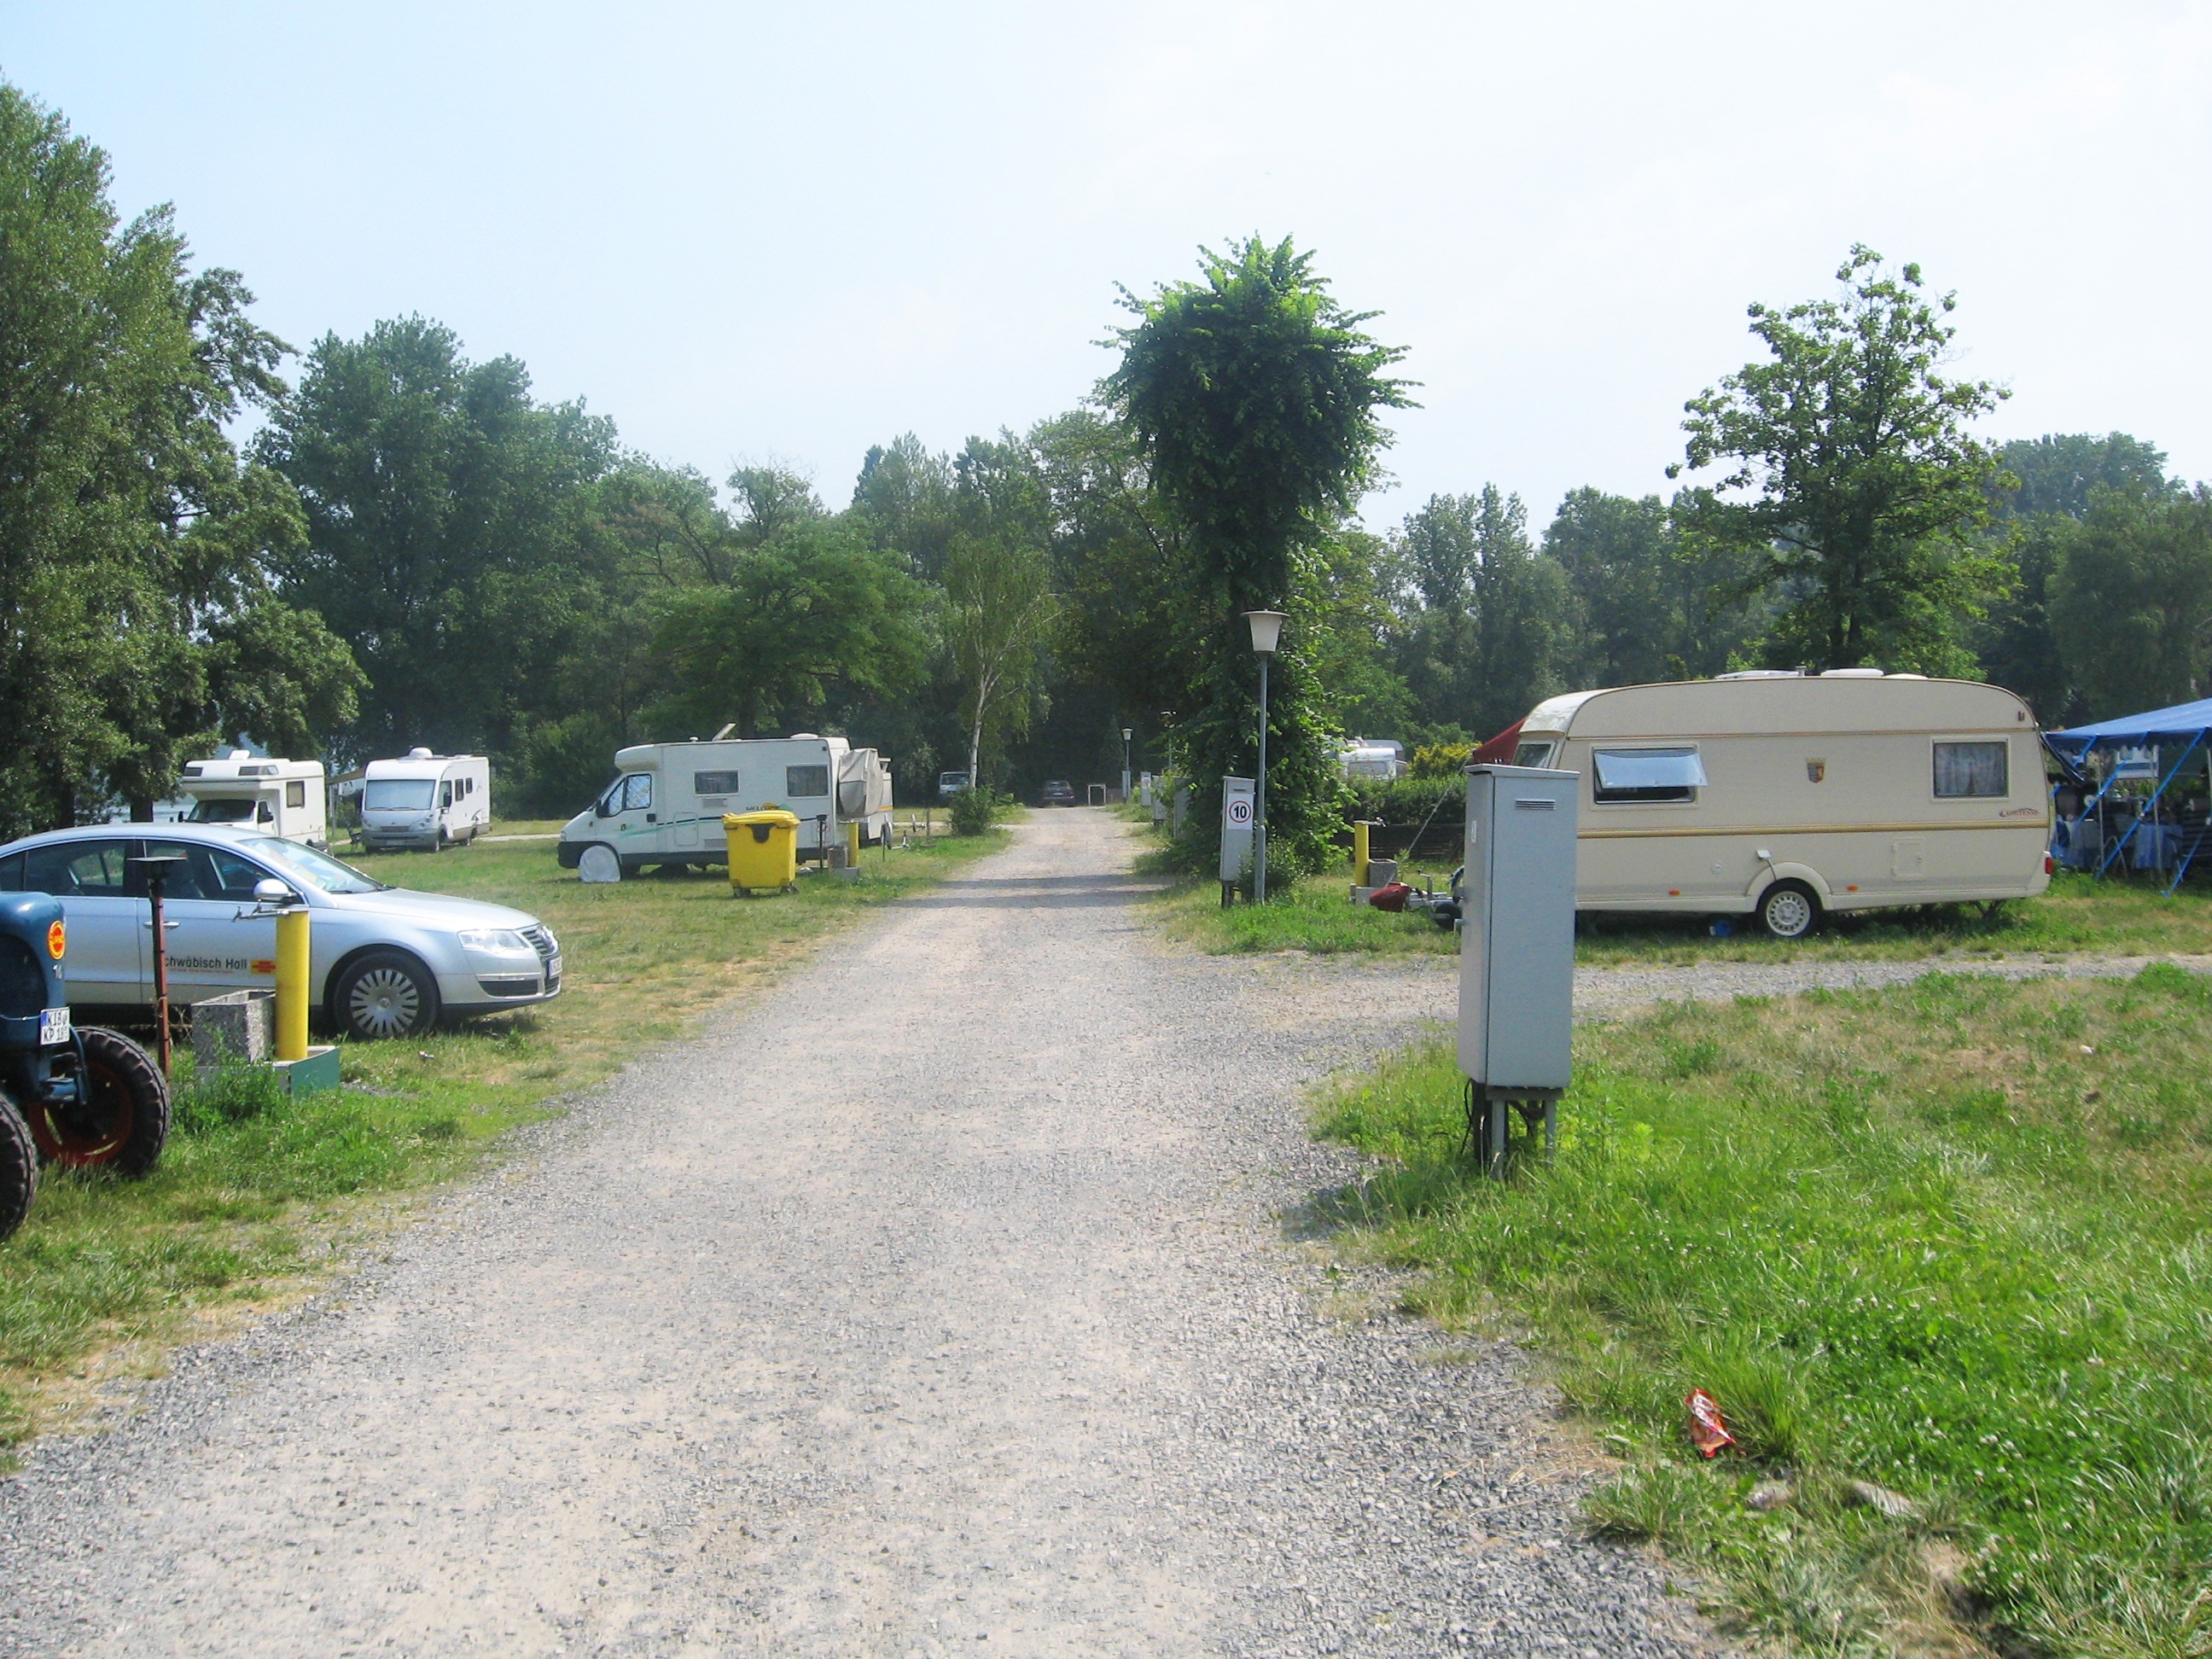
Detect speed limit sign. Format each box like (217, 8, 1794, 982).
(1227, 798, 1252, 825)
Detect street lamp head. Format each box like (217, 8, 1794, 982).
(1121, 728, 1132, 742)
(1243, 609, 1288, 655)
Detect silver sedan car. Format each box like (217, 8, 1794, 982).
(0, 824, 561, 1042)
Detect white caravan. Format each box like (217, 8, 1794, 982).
(1340, 739, 1406, 781)
(558, 733, 894, 880)
(360, 749, 492, 852)
(1500, 672, 2051, 938)
(178, 752, 329, 847)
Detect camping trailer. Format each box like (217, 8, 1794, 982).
(1493, 672, 2051, 937)
(360, 750, 492, 851)
(178, 752, 329, 847)
(1340, 739, 1406, 781)
(556, 734, 894, 879)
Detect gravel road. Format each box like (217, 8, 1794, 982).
(0, 810, 1714, 1658)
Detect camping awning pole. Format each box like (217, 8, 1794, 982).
(2097, 733, 2203, 879)
(2167, 743, 2212, 895)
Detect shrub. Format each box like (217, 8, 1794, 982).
(946, 785, 1007, 835)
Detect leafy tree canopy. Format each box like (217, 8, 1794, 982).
(1671, 246, 2011, 675)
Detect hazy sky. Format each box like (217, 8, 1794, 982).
(6, 2, 2207, 528)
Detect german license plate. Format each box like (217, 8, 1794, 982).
(546, 955, 562, 984)
(39, 1006, 70, 1045)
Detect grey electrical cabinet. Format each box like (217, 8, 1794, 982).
(1459, 765, 1578, 1165)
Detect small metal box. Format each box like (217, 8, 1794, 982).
(1458, 765, 1578, 1098)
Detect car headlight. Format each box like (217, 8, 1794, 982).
(457, 928, 533, 955)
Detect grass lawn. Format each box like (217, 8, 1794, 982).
(0, 826, 1005, 1454)
(1317, 969, 2212, 1658)
(1150, 859, 2212, 963)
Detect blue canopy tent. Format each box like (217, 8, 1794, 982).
(2046, 696, 2212, 892)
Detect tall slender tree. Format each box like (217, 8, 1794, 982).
(1102, 236, 1411, 877)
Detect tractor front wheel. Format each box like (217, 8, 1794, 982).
(0, 1095, 34, 1239)
(26, 1027, 172, 1175)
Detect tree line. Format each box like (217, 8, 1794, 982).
(6, 78, 2207, 871)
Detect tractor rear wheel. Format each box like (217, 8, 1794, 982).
(26, 1027, 172, 1175)
(0, 1095, 34, 1239)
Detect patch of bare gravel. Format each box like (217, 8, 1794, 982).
(0, 811, 1718, 1658)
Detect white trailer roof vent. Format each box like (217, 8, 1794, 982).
(1819, 667, 1884, 678)
(406, 747, 434, 760)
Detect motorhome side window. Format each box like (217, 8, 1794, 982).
(1933, 742, 2007, 798)
(1513, 739, 1557, 768)
(1591, 747, 1707, 804)
(787, 765, 830, 797)
(286, 781, 306, 808)
(694, 771, 742, 795)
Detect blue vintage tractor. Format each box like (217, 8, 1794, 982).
(0, 892, 171, 1239)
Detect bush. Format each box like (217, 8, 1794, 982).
(946, 785, 1009, 835)
(1344, 774, 1462, 829)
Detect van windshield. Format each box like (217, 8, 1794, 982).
(364, 780, 435, 811)
(189, 798, 263, 822)
(241, 836, 389, 894)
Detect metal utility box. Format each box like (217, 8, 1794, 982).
(1219, 777, 1255, 886)
(1458, 764, 1579, 1167)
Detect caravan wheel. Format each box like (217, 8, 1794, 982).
(1758, 880, 1821, 940)
(577, 844, 620, 883)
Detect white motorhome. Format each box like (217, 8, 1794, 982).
(1498, 672, 2051, 937)
(360, 749, 492, 852)
(557, 733, 894, 880)
(178, 752, 329, 847)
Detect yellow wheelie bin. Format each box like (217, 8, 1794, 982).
(724, 809, 800, 894)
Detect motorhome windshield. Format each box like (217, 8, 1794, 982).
(189, 798, 263, 822)
(242, 836, 389, 894)
(364, 779, 436, 811)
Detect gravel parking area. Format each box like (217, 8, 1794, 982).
(0, 810, 1715, 1658)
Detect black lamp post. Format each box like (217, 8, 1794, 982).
(1242, 610, 1287, 901)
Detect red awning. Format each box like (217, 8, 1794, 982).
(1470, 720, 1523, 765)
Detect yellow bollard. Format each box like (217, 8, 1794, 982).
(847, 819, 862, 868)
(1352, 819, 1372, 881)
(275, 906, 310, 1062)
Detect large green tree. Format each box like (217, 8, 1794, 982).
(2047, 486, 2212, 719)
(1541, 488, 1766, 689)
(1670, 247, 2011, 674)
(258, 316, 619, 763)
(1102, 236, 1410, 877)
(0, 83, 360, 833)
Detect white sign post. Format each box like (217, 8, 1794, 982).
(1220, 777, 1255, 902)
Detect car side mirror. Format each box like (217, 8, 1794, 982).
(253, 878, 297, 906)
(596, 800, 614, 819)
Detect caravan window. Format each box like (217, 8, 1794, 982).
(694, 771, 742, 795)
(1513, 739, 1558, 768)
(1934, 742, 2007, 798)
(619, 773, 653, 812)
(786, 765, 830, 798)
(1592, 747, 1707, 804)
(285, 781, 306, 808)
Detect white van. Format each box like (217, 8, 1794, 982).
(558, 734, 893, 879)
(179, 752, 329, 847)
(1499, 672, 2051, 937)
(361, 750, 492, 852)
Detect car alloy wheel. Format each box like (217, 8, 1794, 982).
(348, 967, 421, 1038)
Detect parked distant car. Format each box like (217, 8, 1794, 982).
(937, 771, 971, 801)
(1040, 780, 1077, 807)
(0, 824, 561, 1042)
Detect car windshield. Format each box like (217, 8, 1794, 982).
(364, 779, 436, 810)
(241, 835, 390, 894)
(189, 798, 259, 821)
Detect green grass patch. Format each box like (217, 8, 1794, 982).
(1316, 968, 2212, 1657)
(0, 827, 1007, 1452)
(1151, 862, 2212, 963)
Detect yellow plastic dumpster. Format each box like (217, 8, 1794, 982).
(724, 809, 800, 894)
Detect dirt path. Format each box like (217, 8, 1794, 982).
(0, 811, 1707, 1658)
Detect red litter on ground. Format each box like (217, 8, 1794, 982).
(1366, 882, 1413, 912)
(1685, 1388, 1736, 1458)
